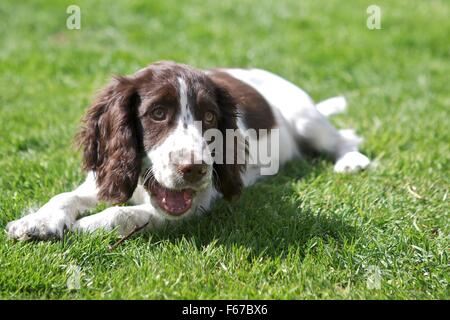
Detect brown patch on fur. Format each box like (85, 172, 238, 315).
(207, 69, 276, 137)
(209, 82, 246, 201)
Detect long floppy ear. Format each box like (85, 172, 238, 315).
(211, 84, 246, 201)
(77, 76, 142, 204)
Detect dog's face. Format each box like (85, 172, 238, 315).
(78, 61, 244, 219)
(137, 63, 220, 218)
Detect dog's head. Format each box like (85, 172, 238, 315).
(77, 61, 244, 219)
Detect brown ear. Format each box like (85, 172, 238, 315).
(77, 76, 142, 204)
(211, 84, 246, 201)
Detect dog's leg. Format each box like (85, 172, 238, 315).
(72, 204, 164, 236)
(6, 172, 99, 240)
(293, 97, 370, 172)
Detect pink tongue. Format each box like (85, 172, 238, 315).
(154, 187, 193, 216)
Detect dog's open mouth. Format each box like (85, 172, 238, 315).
(148, 181, 194, 216)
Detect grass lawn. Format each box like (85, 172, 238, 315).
(0, 0, 449, 299)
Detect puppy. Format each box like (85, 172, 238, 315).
(6, 61, 370, 240)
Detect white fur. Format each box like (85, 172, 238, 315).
(316, 96, 347, 117)
(73, 204, 164, 235)
(6, 68, 370, 240)
(334, 151, 371, 173)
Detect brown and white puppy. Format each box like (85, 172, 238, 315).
(6, 61, 370, 240)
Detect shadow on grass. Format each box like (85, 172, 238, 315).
(141, 157, 359, 260)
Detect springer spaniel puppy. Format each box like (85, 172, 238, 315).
(6, 61, 370, 240)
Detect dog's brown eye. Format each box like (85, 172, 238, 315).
(151, 107, 166, 121)
(204, 111, 216, 125)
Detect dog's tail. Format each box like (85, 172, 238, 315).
(316, 96, 347, 117)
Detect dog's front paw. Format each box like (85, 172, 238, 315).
(6, 210, 70, 241)
(73, 206, 150, 236)
(334, 151, 371, 173)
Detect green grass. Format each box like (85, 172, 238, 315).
(0, 0, 449, 299)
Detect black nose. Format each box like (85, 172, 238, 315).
(177, 163, 208, 183)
